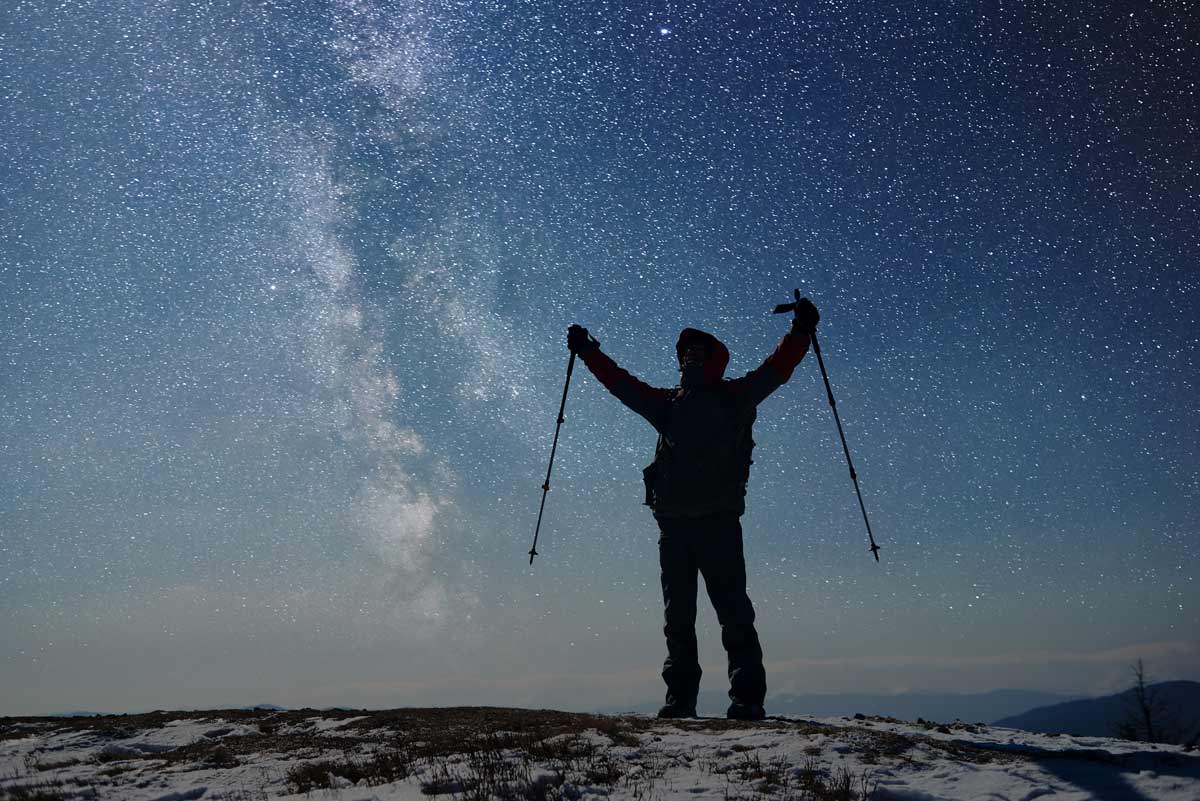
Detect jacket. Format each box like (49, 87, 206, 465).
(580, 326, 810, 518)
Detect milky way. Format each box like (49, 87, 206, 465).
(2, 1, 1196, 713)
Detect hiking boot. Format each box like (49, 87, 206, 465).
(657, 700, 697, 719)
(726, 701, 766, 721)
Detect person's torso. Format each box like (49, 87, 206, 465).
(647, 383, 756, 518)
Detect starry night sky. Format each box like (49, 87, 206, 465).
(2, 0, 1197, 715)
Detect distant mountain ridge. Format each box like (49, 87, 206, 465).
(762, 690, 1084, 723)
(994, 680, 1200, 744)
(44, 703, 286, 718)
(603, 689, 1083, 723)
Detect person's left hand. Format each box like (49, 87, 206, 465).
(792, 297, 820, 334)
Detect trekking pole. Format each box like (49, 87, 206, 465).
(528, 350, 576, 564)
(774, 289, 882, 562)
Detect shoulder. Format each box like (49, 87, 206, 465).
(718, 377, 748, 398)
(717, 379, 758, 413)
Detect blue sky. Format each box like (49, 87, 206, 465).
(2, 0, 1197, 715)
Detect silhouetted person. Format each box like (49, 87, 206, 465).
(567, 298, 819, 720)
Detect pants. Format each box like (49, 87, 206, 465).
(657, 513, 766, 706)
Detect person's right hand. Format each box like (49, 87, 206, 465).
(567, 324, 599, 354)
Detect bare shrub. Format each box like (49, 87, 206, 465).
(285, 745, 415, 793)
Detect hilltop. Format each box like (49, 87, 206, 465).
(2, 706, 1199, 800)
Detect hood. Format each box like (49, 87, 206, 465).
(676, 327, 730, 385)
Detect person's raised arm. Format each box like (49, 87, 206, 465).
(568, 325, 672, 428)
(729, 298, 819, 407)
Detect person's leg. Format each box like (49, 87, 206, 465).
(658, 517, 701, 713)
(696, 515, 766, 710)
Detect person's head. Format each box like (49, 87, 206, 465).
(675, 328, 730, 386)
(680, 338, 711, 368)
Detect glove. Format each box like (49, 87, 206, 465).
(567, 324, 600, 354)
(792, 297, 819, 334)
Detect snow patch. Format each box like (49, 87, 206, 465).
(147, 789, 207, 801)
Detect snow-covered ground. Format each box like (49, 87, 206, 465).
(2, 707, 1197, 800)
